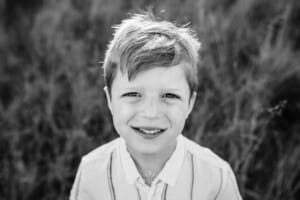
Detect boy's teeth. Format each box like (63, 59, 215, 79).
(138, 128, 162, 134)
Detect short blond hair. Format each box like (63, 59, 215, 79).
(103, 12, 201, 95)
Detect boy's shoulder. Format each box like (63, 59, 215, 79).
(80, 137, 120, 169)
(181, 135, 230, 170)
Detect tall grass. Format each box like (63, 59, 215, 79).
(0, 0, 299, 199)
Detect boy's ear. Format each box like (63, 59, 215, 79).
(187, 91, 197, 118)
(104, 86, 112, 113)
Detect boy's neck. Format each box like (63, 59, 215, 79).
(128, 144, 177, 186)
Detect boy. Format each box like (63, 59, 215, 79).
(70, 12, 242, 200)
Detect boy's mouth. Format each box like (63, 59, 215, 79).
(131, 126, 166, 138)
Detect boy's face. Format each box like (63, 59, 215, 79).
(105, 63, 196, 157)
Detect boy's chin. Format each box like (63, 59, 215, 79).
(128, 140, 176, 158)
(132, 144, 163, 155)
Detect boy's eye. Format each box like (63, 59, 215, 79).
(122, 92, 141, 98)
(162, 93, 181, 99)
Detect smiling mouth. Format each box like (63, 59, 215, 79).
(131, 126, 166, 137)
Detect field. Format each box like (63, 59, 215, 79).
(0, 0, 299, 199)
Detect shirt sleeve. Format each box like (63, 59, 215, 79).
(69, 161, 83, 200)
(216, 164, 243, 200)
(69, 160, 94, 200)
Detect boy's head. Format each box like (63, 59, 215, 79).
(103, 12, 201, 97)
(102, 11, 201, 158)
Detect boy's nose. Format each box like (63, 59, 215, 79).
(139, 98, 161, 119)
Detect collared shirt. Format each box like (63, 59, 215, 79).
(70, 135, 243, 200)
(118, 135, 185, 200)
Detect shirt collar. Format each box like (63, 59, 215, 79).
(118, 135, 186, 186)
(156, 134, 185, 186)
(118, 138, 141, 184)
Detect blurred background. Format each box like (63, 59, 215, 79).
(0, 0, 299, 199)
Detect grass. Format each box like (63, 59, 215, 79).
(0, 0, 299, 199)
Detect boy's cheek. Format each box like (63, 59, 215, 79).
(111, 99, 190, 119)
(111, 103, 135, 117)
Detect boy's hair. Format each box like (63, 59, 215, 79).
(102, 11, 201, 96)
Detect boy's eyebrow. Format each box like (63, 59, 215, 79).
(120, 81, 187, 93)
(121, 86, 143, 91)
(123, 86, 184, 92)
(162, 87, 185, 92)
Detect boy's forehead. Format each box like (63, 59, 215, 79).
(120, 63, 187, 78)
(112, 64, 191, 89)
